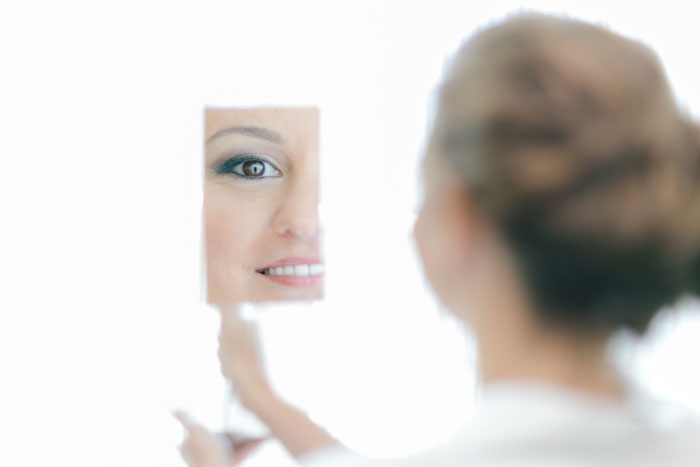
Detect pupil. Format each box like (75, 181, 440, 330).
(242, 160, 264, 176)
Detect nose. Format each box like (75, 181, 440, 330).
(271, 177, 319, 240)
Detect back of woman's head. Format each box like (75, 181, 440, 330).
(435, 13, 700, 335)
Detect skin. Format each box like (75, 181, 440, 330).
(179, 116, 627, 466)
(413, 147, 625, 399)
(204, 107, 322, 306)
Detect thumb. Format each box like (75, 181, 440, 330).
(173, 411, 230, 467)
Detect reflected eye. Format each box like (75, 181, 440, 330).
(216, 155, 282, 179)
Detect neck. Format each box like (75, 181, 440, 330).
(474, 288, 625, 400)
(477, 319, 625, 400)
(454, 238, 626, 401)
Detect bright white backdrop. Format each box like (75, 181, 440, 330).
(1, 1, 699, 466)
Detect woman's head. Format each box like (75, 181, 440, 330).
(204, 107, 323, 306)
(415, 14, 700, 336)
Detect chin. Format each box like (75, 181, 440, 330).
(265, 285, 324, 302)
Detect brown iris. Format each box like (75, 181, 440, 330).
(242, 160, 265, 177)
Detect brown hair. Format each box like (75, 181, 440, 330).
(435, 13, 700, 334)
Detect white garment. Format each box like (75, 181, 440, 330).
(297, 382, 700, 467)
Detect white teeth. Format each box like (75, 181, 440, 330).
(261, 263, 324, 276)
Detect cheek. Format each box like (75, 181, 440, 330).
(204, 187, 271, 270)
(415, 204, 448, 283)
(415, 198, 464, 305)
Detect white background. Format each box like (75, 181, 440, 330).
(1, 1, 699, 466)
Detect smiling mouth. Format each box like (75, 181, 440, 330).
(255, 261, 324, 288)
(257, 263, 324, 277)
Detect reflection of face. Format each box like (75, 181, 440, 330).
(204, 108, 322, 306)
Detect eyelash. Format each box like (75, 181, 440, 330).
(215, 154, 283, 180)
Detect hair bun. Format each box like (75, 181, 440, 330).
(441, 14, 700, 333)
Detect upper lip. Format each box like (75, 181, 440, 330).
(256, 256, 323, 272)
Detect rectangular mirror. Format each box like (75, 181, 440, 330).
(203, 107, 323, 305)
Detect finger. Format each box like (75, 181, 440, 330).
(219, 314, 255, 355)
(174, 413, 196, 465)
(176, 418, 231, 467)
(221, 305, 258, 339)
(173, 410, 196, 429)
(232, 438, 266, 465)
(220, 304, 242, 329)
(173, 413, 212, 459)
(179, 435, 195, 466)
(222, 434, 267, 466)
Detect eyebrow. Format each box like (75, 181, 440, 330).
(206, 126, 285, 145)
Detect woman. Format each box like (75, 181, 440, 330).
(181, 14, 700, 466)
(204, 107, 323, 306)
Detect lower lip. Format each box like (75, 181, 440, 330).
(259, 273, 323, 287)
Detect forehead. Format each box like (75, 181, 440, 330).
(204, 107, 319, 146)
